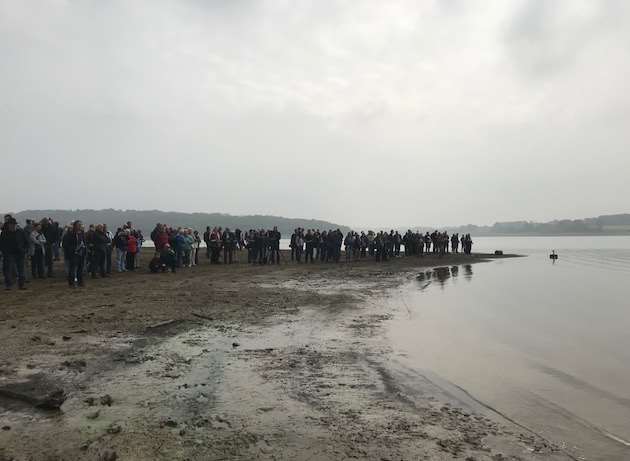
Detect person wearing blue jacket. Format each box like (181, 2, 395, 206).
(174, 229, 186, 268)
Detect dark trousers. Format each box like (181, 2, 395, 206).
(126, 252, 136, 271)
(105, 247, 112, 273)
(270, 245, 280, 264)
(92, 248, 106, 277)
(68, 254, 85, 286)
(295, 246, 303, 262)
(223, 247, 233, 264)
(31, 247, 45, 278)
(210, 247, 220, 264)
(44, 242, 54, 276)
(305, 246, 314, 263)
(3, 253, 25, 288)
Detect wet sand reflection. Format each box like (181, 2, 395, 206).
(416, 264, 473, 289)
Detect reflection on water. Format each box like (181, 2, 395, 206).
(390, 238, 630, 461)
(463, 264, 473, 280)
(416, 264, 473, 289)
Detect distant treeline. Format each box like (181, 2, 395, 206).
(9, 209, 350, 237)
(445, 214, 630, 236)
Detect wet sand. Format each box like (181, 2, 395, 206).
(0, 251, 572, 460)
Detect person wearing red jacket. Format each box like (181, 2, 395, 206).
(153, 224, 170, 252)
(126, 231, 138, 271)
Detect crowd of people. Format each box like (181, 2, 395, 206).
(287, 228, 474, 263)
(1, 214, 474, 290)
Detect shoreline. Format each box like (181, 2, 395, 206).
(0, 251, 574, 461)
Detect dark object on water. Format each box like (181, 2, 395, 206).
(550, 250, 558, 260)
(494, 250, 503, 255)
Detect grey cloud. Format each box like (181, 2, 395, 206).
(1, 1, 629, 227)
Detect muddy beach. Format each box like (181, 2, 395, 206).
(0, 251, 572, 461)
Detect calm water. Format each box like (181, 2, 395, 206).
(387, 236, 630, 461)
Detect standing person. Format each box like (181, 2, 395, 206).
(30, 223, 47, 279)
(23, 219, 33, 279)
(424, 232, 431, 254)
(203, 226, 211, 259)
(174, 229, 186, 268)
(114, 228, 128, 272)
(353, 233, 361, 260)
(360, 232, 368, 258)
(289, 230, 297, 261)
(234, 228, 243, 251)
(305, 229, 315, 263)
(192, 230, 201, 266)
(42, 218, 57, 277)
(209, 227, 221, 264)
(0, 218, 27, 290)
(319, 230, 328, 262)
(270, 226, 281, 264)
(135, 230, 144, 268)
(53, 222, 63, 261)
(154, 224, 169, 252)
(334, 229, 343, 263)
(313, 230, 321, 261)
(85, 224, 96, 275)
(182, 229, 194, 267)
(126, 230, 138, 271)
(104, 224, 114, 274)
(91, 224, 109, 278)
(394, 231, 402, 257)
(451, 233, 459, 253)
(150, 223, 161, 251)
(294, 229, 304, 263)
(222, 228, 234, 264)
(63, 221, 86, 288)
(344, 231, 353, 261)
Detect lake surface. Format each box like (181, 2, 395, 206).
(387, 236, 630, 461)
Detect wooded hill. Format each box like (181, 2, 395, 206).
(10, 209, 350, 236)
(446, 214, 630, 235)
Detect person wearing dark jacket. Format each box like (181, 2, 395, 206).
(222, 228, 235, 264)
(63, 220, 87, 288)
(203, 226, 211, 259)
(270, 227, 281, 264)
(42, 219, 58, 277)
(0, 218, 27, 290)
(114, 229, 128, 272)
(104, 224, 113, 274)
(91, 224, 109, 278)
(29, 223, 47, 279)
(85, 224, 96, 275)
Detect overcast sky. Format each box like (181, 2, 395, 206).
(1, 1, 629, 227)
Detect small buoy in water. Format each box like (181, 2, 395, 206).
(549, 250, 558, 260)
